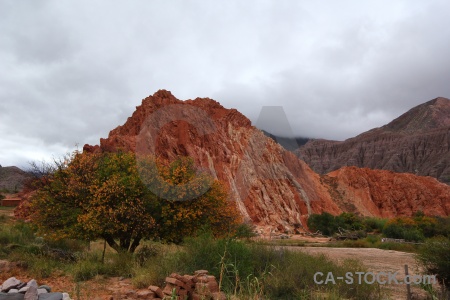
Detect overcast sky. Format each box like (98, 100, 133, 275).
(1, 0, 450, 168)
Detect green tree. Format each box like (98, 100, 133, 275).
(307, 212, 337, 236)
(138, 156, 241, 243)
(417, 237, 450, 289)
(30, 151, 240, 252)
(382, 217, 424, 242)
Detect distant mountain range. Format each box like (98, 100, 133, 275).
(0, 165, 31, 193)
(297, 97, 450, 185)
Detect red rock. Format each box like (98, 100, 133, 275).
(207, 280, 219, 293)
(298, 97, 450, 185)
(81, 91, 449, 230)
(162, 283, 179, 295)
(195, 282, 210, 296)
(148, 286, 164, 298)
(165, 277, 187, 290)
(136, 289, 155, 299)
(83, 90, 340, 231)
(326, 167, 450, 218)
(194, 270, 208, 276)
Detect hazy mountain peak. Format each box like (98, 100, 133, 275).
(382, 97, 450, 132)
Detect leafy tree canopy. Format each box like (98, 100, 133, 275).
(30, 151, 241, 252)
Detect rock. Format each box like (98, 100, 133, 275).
(1, 277, 21, 292)
(24, 285, 38, 300)
(62, 293, 70, 300)
(79, 91, 449, 230)
(298, 97, 450, 185)
(38, 286, 51, 293)
(162, 283, 179, 296)
(148, 286, 164, 298)
(82, 90, 340, 231)
(165, 277, 187, 290)
(325, 167, 450, 217)
(37, 288, 48, 294)
(194, 270, 208, 276)
(38, 293, 64, 300)
(27, 280, 38, 288)
(0, 293, 25, 300)
(136, 290, 154, 298)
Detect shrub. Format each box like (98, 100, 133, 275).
(233, 223, 258, 239)
(336, 212, 364, 231)
(382, 217, 424, 242)
(416, 237, 450, 289)
(307, 212, 338, 236)
(30, 152, 241, 252)
(363, 218, 387, 233)
(179, 231, 381, 299)
(135, 244, 160, 267)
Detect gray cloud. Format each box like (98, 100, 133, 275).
(1, 0, 450, 167)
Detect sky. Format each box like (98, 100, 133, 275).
(1, 0, 450, 168)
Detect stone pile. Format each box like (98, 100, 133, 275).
(0, 277, 71, 300)
(123, 270, 226, 300)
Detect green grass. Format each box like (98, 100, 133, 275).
(0, 220, 386, 299)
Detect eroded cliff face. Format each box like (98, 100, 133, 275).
(298, 98, 450, 185)
(84, 90, 340, 231)
(83, 91, 450, 231)
(324, 167, 450, 218)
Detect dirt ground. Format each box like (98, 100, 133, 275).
(291, 246, 436, 300)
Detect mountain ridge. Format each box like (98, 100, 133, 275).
(297, 97, 450, 184)
(83, 91, 450, 231)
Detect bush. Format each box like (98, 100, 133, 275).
(416, 237, 450, 289)
(382, 217, 425, 242)
(434, 216, 450, 238)
(135, 244, 160, 267)
(363, 218, 387, 233)
(307, 212, 338, 236)
(308, 212, 368, 236)
(178, 231, 381, 299)
(233, 223, 258, 239)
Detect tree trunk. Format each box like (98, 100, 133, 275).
(129, 237, 141, 253)
(104, 236, 121, 253)
(120, 237, 131, 252)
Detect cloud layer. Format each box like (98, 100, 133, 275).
(1, 0, 450, 167)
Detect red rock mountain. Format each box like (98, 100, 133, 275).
(84, 91, 450, 231)
(298, 97, 450, 185)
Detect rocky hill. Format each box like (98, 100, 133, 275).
(84, 91, 450, 231)
(297, 97, 450, 184)
(323, 167, 450, 217)
(0, 166, 31, 193)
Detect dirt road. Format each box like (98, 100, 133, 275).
(290, 247, 435, 300)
